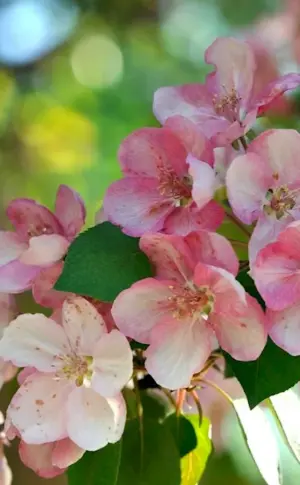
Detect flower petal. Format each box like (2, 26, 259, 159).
(32, 262, 70, 309)
(119, 127, 188, 178)
(164, 115, 214, 165)
(19, 441, 64, 478)
(55, 185, 86, 240)
(146, 318, 214, 389)
(164, 201, 224, 235)
(8, 373, 70, 444)
(7, 199, 62, 239)
(268, 304, 300, 355)
(184, 230, 239, 276)
(52, 438, 85, 469)
(0, 260, 40, 293)
(92, 330, 132, 397)
(0, 313, 69, 371)
(106, 394, 126, 443)
(226, 152, 272, 224)
(211, 294, 267, 361)
(66, 387, 117, 451)
(0, 231, 27, 265)
(153, 84, 230, 139)
(0, 293, 17, 333)
(140, 233, 195, 283)
(252, 73, 300, 115)
(205, 37, 255, 107)
(112, 278, 175, 343)
(19, 234, 69, 266)
(249, 129, 300, 185)
(62, 296, 107, 355)
(103, 177, 173, 237)
(253, 239, 300, 311)
(188, 156, 217, 209)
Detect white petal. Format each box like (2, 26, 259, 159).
(106, 394, 127, 443)
(233, 398, 281, 485)
(8, 373, 71, 444)
(62, 297, 107, 355)
(188, 156, 217, 209)
(0, 314, 70, 371)
(66, 387, 117, 451)
(19, 234, 69, 266)
(92, 330, 132, 397)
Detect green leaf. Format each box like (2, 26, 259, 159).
(68, 418, 181, 485)
(236, 270, 265, 308)
(181, 416, 212, 485)
(55, 222, 152, 302)
(130, 340, 149, 351)
(224, 339, 300, 409)
(164, 414, 197, 457)
(68, 441, 122, 485)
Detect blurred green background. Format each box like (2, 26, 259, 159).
(0, 0, 300, 483)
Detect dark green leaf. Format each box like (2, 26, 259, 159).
(236, 270, 265, 308)
(164, 414, 197, 457)
(123, 389, 170, 420)
(68, 418, 181, 485)
(55, 222, 152, 302)
(181, 416, 212, 485)
(224, 339, 300, 409)
(68, 441, 122, 485)
(130, 340, 149, 351)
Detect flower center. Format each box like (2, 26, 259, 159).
(158, 166, 192, 206)
(168, 285, 214, 320)
(264, 185, 296, 219)
(27, 224, 54, 238)
(60, 354, 93, 387)
(212, 87, 241, 122)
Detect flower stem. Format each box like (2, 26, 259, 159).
(199, 378, 233, 405)
(239, 136, 248, 151)
(225, 210, 251, 238)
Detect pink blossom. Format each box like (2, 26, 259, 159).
(103, 127, 224, 237)
(0, 185, 86, 293)
(0, 294, 17, 390)
(0, 296, 132, 451)
(154, 37, 300, 146)
(251, 221, 300, 355)
(0, 413, 12, 485)
(19, 438, 84, 478)
(227, 129, 300, 264)
(112, 232, 267, 389)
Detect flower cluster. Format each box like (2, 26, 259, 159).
(0, 36, 300, 480)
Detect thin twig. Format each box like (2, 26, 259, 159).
(198, 378, 233, 405)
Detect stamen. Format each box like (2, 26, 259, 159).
(167, 285, 214, 320)
(212, 87, 241, 122)
(264, 185, 297, 219)
(157, 166, 192, 205)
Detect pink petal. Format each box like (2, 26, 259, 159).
(249, 129, 300, 186)
(267, 304, 300, 355)
(188, 156, 217, 209)
(253, 240, 300, 311)
(140, 233, 195, 283)
(119, 127, 188, 178)
(252, 73, 300, 115)
(0, 231, 27, 265)
(92, 330, 132, 397)
(66, 387, 117, 451)
(0, 260, 40, 293)
(193, 263, 246, 314)
(32, 262, 69, 309)
(103, 177, 173, 237)
(19, 441, 64, 478)
(19, 234, 69, 266)
(17, 367, 37, 385)
(153, 84, 230, 139)
(214, 145, 238, 186)
(112, 278, 175, 343)
(163, 201, 224, 235)
(226, 152, 272, 224)
(211, 294, 267, 361)
(0, 360, 17, 389)
(249, 214, 292, 269)
(164, 116, 214, 165)
(6, 199, 62, 240)
(0, 453, 12, 485)
(55, 185, 86, 241)
(184, 230, 239, 276)
(146, 318, 214, 389)
(52, 438, 85, 469)
(0, 313, 70, 371)
(8, 372, 70, 444)
(62, 296, 107, 355)
(205, 37, 255, 108)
